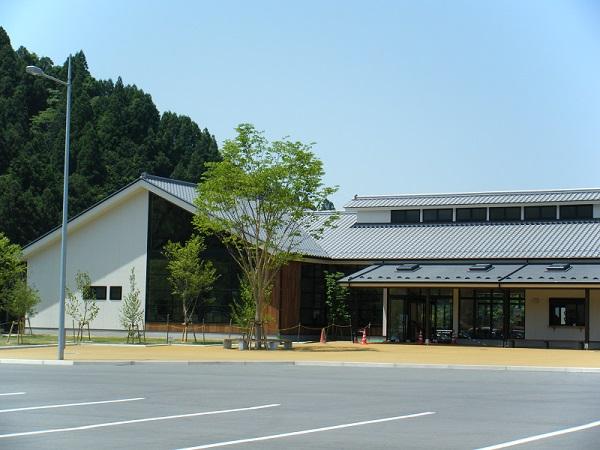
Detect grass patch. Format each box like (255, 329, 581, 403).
(1, 334, 219, 346)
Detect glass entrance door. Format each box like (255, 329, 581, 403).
(407, 297, 425, 341)
(388, 292, 425, 342)
(388, 288, 453, 343)
(388, 296, 407, 342)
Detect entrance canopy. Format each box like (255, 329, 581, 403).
(339, 262, 600, 289)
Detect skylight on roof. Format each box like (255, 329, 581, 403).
(546, 263, 571, 272)
(469, 263, 493, 272)
(396, 264, 420, 272)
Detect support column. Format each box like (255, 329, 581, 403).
(425, 290, 431, 345)
(503, 289, 510, 347)
(382, 288, 388, 338)
(585, 288, 590, 350)
(452, 288, 459, 336)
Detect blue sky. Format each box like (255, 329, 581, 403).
(3, 0, 600, 207)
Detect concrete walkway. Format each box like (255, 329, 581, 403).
(1, 341, 600, 369)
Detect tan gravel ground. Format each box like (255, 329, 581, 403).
(1, 341, 600, 367)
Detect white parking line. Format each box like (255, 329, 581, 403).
(0, 392, 26, 397)
(176, 411, 436, 449)
(0, 403, 279, 439)
(475, 419, 600, 449)
(0, 397, 145, 413)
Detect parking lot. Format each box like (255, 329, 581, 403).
(0, 363, 599, 449)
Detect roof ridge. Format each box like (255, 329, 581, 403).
(350, 219, 600, 228)
(351, 187, 600, 201)
(141, 172, 198, 188)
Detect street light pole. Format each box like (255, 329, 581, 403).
(26, 56, 72, 360)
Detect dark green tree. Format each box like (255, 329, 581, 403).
(324, 271, 351, 328)
(0, 27, 221, 246)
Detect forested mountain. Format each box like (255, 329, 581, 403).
(0, 27, 220, 246)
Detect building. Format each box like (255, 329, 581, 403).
(23, 174, 600, 348)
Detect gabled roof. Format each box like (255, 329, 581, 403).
(23, 174, 600, 261)
(23, 174, 329, 259)
(142, 173, 197, 207)
(345, 188, 600, 209)
(310, 213, 600, 260)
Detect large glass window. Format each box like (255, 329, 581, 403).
(549, 298, 584, 326)
(459, 289, 525, 340)
(509, 291, 525, 339)
(300, 263, 326, 326)
(391, 209, 420, 224)
(524, 206, 557, 221)
(422, 209, 453, 223)
(489, 207, 521, 221)
(560, 205, 593, 220)
(456, 208, 486, 222)
(145, 193, 240, 324)
(300, 263, 382, 329)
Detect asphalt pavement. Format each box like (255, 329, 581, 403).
(0, 363, 599, 449)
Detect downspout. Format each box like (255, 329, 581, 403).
(497, 264, 528, 289)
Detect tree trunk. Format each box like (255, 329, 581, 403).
(254, 283, 263, 349)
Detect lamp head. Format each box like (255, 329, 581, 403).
(26, 66, 45, 76)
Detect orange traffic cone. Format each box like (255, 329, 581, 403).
(320, 327, 327, 344)
(361, 328, 367, 345)
(417, 330, 423, 345)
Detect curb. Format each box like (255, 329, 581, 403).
(1, 359, 599, 373)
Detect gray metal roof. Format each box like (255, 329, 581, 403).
(502, 263, 600, 284)
(29, 174, 599, 261)
(311, 213, 600, 260)
(142, 175, 600, 261)
(344, 189, 600, 209)
(142, 174, 329, 258)
(340, 263, 600, 285)
(143, 173, 198, 206)
(341, 263, 525, 284)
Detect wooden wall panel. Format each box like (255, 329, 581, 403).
(278, 261, 302, 331)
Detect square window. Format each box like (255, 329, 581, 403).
(89, 286, 107, 300)
(549, 298, 584, 326)
(110, 286, 122, 301)
(540, 206, 557, 220)
(422, 209, 437, 222)
(437, 209, 453, 221)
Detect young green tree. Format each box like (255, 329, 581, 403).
(194, 124, 337, 347)
(120, 267, 144, 343)
(230, 276, 273, 347)
(5, 279, 40, 343)
(230, 277, 256, 346)
(0, 232, 25, 309)
(65, 271, 100, 342)
(324, 271, 351, 337)
(164, 235, 218, 342)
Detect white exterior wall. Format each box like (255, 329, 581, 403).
(594, 204, 600, 219)
(525, 288, 600, 341)
(26, 190, 149, 330)
(355, 210, 391, 223)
